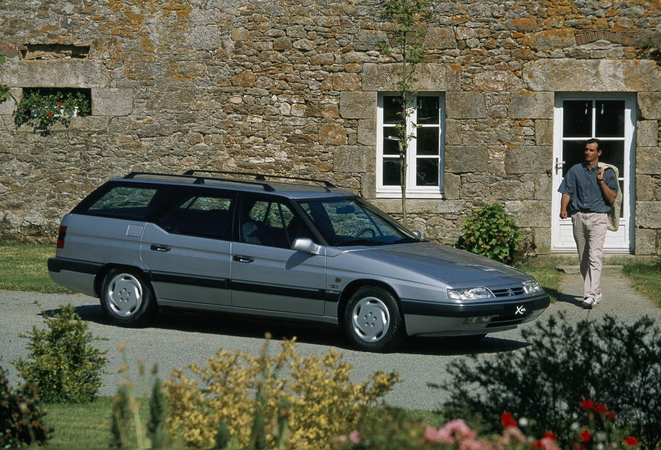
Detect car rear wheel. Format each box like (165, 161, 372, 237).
(101, 268, 156, 327)
(344, 286, 404, 352)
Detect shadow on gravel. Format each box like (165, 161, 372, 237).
(43, 304, 531, 357)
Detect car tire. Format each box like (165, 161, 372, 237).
(344, 286, 404, 352)
(100, 268, 156, 327)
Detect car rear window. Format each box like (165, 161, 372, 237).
(84, 186, 160, 220)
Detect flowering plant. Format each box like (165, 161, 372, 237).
(13, 89, 91, 131)
(571, 399, 640, 450)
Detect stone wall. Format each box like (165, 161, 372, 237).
(0, 0, 660, 256)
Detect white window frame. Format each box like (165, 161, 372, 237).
(376, 92, 445, 199)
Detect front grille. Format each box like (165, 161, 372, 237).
(491, 286, 525, 297)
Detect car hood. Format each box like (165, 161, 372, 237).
(339, 241, 529, 286)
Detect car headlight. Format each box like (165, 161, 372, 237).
(447, 287, 494, 301)
(522, 280, 544, 294)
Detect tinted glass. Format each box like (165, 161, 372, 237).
(417, 96, 439, 124)
(86, 186, 158, 220)
(160, 195, 232, 239)
(416, 159, 439, 186)
(383, 96, 404, 124)
(563, 100, 592, 138)
(383, 159, 401, 186)
(383, 126, 401, 155)
(417, 127, 439, 156)
(595, 100, 625, 137)
(297, 198, 416, 246)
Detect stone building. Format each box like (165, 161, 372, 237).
(0, 0, 659, 260)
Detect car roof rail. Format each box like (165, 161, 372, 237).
(182, 170, 337, 190)
(123, 171, 277, 191)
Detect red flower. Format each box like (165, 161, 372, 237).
(623, 436, 639, 447)
(543, 431, 557, 442)
(501, 412, 518, 428)
(530, 440, 544, 449)
(57, 101, 63, 106)
(594, 403, 608, 415)
(579, 399, 595, 410)
(605, 410, 616, 421)
(580, 430, 592, 443)
(46, 111, 54, 118)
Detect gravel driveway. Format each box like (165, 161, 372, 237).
(1, 271, 658, 411)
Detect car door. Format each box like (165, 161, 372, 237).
(141, 190, 234, 305)
(230, 195, 327, 315)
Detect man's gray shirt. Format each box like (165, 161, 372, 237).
(558, 162, 618, 214)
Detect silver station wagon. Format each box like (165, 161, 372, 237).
(48, 171, 550, 352)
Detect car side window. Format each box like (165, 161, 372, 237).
(86, 186, 159, 220)
(240, 199, 312, 248)
(160, 194, 232, 239)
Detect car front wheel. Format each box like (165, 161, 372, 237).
(101, 269, 156, 327)
(344, 286, 404, 352)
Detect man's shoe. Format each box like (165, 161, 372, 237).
(594, 293, 602, 304)
(583, 297, 597, 309)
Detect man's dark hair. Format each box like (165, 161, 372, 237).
(585, 138, 601, 149)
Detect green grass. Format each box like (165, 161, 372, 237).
(622, 261, 661, 308)
(0, 243, 74, 293)
(44, 398, 114, 449)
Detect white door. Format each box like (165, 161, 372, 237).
(551, 94, 635, 253)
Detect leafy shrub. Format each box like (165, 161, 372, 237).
(13, 303, 108, 403)
(457, 203, 523, 264)
(435, 313, 661, 449)
(164, 337, 400, 449)
(0, 365, 52, 448)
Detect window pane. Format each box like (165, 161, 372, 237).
(383, 126, 401, 155)
(161, 195, 231, 239)
(596, 100, 625, 137)
(383, 96, 404, 124)
(561, 140, 585, 178)
(417, 97, 439, 124)
(416, 159, 439, 186)
(87, 186, 158, 219)
(383, 158, 401, 186)
(563, 100, 592, 138)
(416, 127, 439, 155)
(599, 140, 624, 175)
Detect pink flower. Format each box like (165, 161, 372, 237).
(349, 430, 361, 444)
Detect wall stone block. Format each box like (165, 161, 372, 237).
(508, 92, 554, 119)
(446, 92, 486, 119)
(505, 145, 553, 174)
(639, 92, 661, 120)
(636, 146, 661, 175)
(636, 201, 661, 229)
(636, 120, 659, 147)
(333, 145, 371, 173)
(339, 92, 376, 119)
(524, 60, 661, 92)
(445, 145, 489, 173)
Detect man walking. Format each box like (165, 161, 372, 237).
(558, 138, 618, 309)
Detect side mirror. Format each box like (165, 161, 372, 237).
(292, 238, 321, 255)
(412, 230, 423, 239)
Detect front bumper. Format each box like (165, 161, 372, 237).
(401, 293, 550, 337)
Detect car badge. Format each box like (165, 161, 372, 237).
(515, 305, 527, 315)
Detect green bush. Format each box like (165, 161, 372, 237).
(0, 365, 53, 447)
(457, 203, 523, 264)
(435, 313, 661, 449)
(13, 303, 108, 404)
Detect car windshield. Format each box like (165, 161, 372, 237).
(296, 197, 419, 247)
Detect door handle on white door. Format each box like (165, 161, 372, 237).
(555, 158, 565, 175)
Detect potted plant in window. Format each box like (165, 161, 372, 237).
(13, 89, 91, 132)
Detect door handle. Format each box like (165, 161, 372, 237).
(150, 244, 171, 252)
(555, 157, 565, 175)
(233, 255, 254, 263)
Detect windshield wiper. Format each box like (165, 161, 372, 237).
(338, 239, 384, 247)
